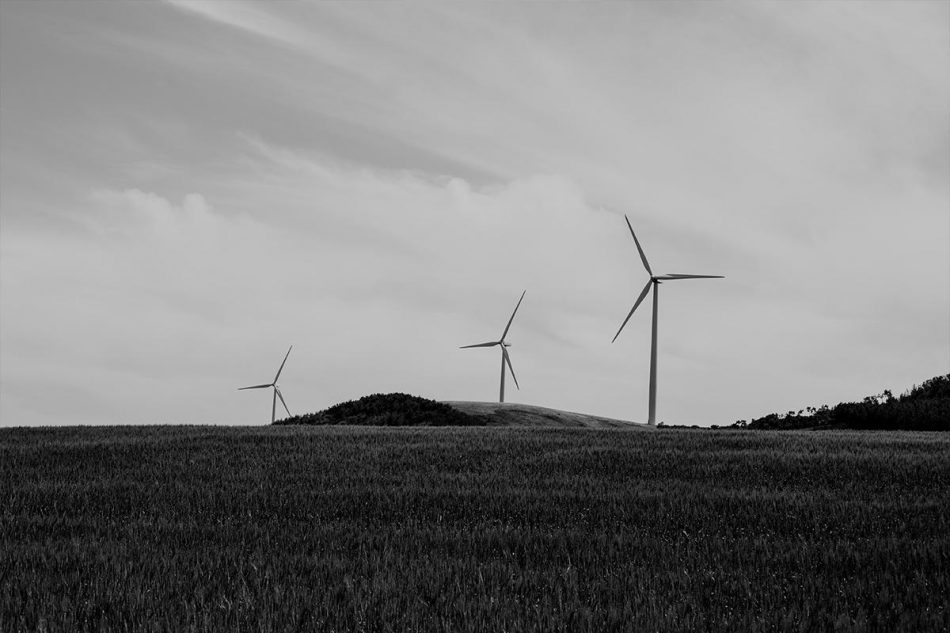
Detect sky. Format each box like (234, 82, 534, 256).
(1, 1, 947, 427)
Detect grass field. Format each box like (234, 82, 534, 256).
(2, 426, 948, 632)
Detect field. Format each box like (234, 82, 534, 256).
(2, 426, 948, 632)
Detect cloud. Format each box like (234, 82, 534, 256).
(163, 0, 309, 51)
(0, 154, 635, 425)
(4, 107, 948, 426)
(1, 1, 947, 427)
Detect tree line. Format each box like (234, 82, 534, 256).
(732, 374, 950, 431)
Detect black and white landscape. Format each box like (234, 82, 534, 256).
(1, 2, 948, 631)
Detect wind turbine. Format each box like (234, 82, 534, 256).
(461, 290, 526, 403)
(612, 216, 723, 425)
(238, 345, 293, 423)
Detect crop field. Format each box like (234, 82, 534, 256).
(2, 426, 948, 632)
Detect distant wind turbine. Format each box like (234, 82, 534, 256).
(461, 290, 526, 403)
(238, 345, 293, 424)
(612, 216, 723, 425)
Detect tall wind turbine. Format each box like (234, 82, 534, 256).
(461, 290, 526, 403)
(238, 345, 293, 424)
(612, 216, 723, 425)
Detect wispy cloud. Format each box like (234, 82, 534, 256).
(164, 0, 309, 50)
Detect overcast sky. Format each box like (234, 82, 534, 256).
(1, 1, 947, 427)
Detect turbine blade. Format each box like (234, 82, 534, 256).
(238, 383, 272, 390)
(500, 290, 526, 341)
(502, 347, 519, 390)
(275, 387, 291, 417)
(659, 274, 725, 280)
(274, 345, 293, 382)
(460, 341, 500, 349)
(625, 215, 652, 276)
(612, 280, 653, 343)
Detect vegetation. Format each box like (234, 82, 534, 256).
(733, 374, 950, 431)
(2, 426, 948, 632)
(275, 392, 485, 426)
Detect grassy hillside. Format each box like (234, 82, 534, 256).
(735, 374, 950, 431)
(3, 426, 948, 632)
(444, 401, 641, 429)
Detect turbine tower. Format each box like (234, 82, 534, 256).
(461, 290, 526, 403)
(612, 216, 723, 425)
(238, 345, 293, 423)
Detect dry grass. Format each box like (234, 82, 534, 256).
(443, 401, 646, 428)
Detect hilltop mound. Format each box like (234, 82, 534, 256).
(275, 393, 485, 426)
(443, 401, 644, 429)
(275, 393, 644, 428)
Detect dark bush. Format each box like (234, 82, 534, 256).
(275, 393, 486, 426)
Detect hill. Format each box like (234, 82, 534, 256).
(734, 374, 950, 431)
(275, 393, 483, 426)
(274, 393, 643, 428)
(443, 401, 644, 429)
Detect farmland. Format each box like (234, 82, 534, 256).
(2, 426, 948, 632)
